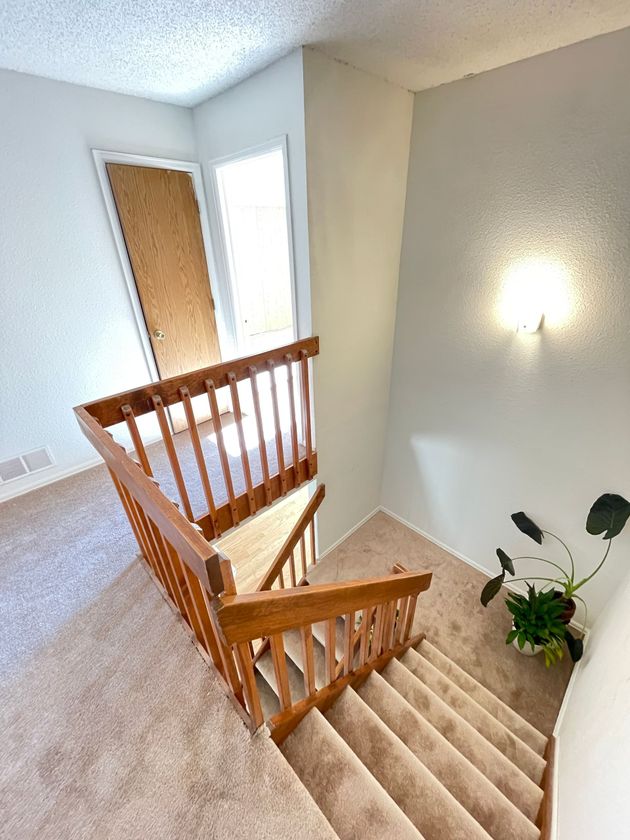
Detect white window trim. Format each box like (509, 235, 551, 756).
(206, 135, 299, 357)
(92, 149, 230, 382)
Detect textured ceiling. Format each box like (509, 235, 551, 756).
(1, 1, 630, 106)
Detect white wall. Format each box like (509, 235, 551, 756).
(193, 50, 311, 355)
(557, 566, 630, 838)
(303, 49, 413, 552)
(381, 28, 630, 625)
(0, 70, 196, 500)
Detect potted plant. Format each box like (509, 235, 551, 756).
(481, 493, 630, 665)
(505, 585, 570, 667)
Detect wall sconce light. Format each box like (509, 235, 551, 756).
(517, 308, 543, 333)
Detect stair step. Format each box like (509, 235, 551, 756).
(417, 640, 547, 756)
(281, 707, 423, 839)
(326, 687, 492, 840)
(358, 671, 541, 838)
(312, 615, 347, 661)
(283, 628, 329, 690)
(382, 658, 543, 822)
(401, 648, 545, 782)
(255, 648, 308, 706)
(255, 670, 281, 720)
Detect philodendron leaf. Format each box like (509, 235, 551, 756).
(586, 494, 630, 540)
(565, 629, 584, 662)
(496, 548, 515, 576)
(511, 511, 543, 544)
(481, 573, 504, 607)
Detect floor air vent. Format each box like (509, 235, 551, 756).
(0, 447, 54, 484)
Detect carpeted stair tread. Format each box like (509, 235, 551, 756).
(417, 640, 547, 755)
(358, 671, 541, 836)
(255, 648, 308, 705)
(401, 648, 545, 782)
(283, 628, 329, 689)
(281, 708, 423, 839)
(325, 687, 492, 840)
(255, 671, 281, 721)
(312, 616, 346, 661)
(382, 658, 543, 821)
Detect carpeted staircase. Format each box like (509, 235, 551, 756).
(255, 630, 548, 839)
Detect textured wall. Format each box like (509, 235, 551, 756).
(382, 28, 630, 624)
(303, 49, 413, 552)
(0, 70, 196, 500)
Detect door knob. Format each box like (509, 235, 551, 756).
(153, 329, 166, 341)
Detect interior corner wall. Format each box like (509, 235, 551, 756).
(381, 27, 630, 625)
(302, 48, 413, 553)
(192, 50, 311, 354)
(557, 565, 630, 838)
(0, 70, 196, 501)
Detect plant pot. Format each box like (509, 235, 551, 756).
(552, 591, 576, 624)
(511, 624, 543, 656)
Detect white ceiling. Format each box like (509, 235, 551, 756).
(1, 1, 629, 107)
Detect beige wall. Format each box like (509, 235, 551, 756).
(302, 49, 413, 552)
(382, 28, 630, 625)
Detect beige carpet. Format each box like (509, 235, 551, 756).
(0, 462, 572, 837)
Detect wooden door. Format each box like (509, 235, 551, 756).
(107, 163, 221, 428)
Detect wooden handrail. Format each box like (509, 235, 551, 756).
(256, 484, 326, 591)
(74, 406, 223, 594)
(79, 336, 319, 426)
(214, 571, 433, 645)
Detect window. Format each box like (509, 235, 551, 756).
(213, 142, 296, 356)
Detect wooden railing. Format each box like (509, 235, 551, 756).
(75, 336, 433, 741)
(214, 570, 432, 740)
(78, 336, 319, 541)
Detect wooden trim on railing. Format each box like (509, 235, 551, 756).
(537, 735, 556, 839)
(268, 632, 426, 745)
(79, 336, 319, 426)
(256, 484, 326, 591)
(214, 571, 433, 646)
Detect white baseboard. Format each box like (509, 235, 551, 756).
(0, 456, 102, 503)
(318, 506, 381, 561)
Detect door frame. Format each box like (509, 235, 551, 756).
(205, 135, 299, 357)
(93, 149, 229, 383)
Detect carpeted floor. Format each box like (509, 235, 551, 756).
(0, 457, 572, 837)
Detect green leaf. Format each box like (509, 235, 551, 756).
(481, 574, 504, 607)
(586, 494, 630, 539)
(517, 632, 526, 650)
(565, 629, 584, 662)
(511, 511, 543, 545)
(506, 629, 519, 645)
(496, 548, 515, 576)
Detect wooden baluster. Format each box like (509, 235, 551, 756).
(344, 612, 355, 676)
(278, 568, 285, 590)
(370, 604, 385, 660)
(289, 551, 297, 588)
(227, 372, 256, 517)
(267, 360, 287, 496)
(248, 365, 272, 506)
(325, 618, 337, 683)
(126, 490, 170, 591)
(109, 469, 146, 556)
(403, 594, 418, 642)
(299, 534, 307, 579)
(270, 634, 292, 711)
(284, 353, 300, 476)
(395, 597, 408, 646)
(299, 349, 313, 479)
(300, 625, 316, 695)
(234, 642, 264, 728)
(309, 520, 316, 566)
(121, 405, 153, 476)
(151, 395, 194, 521)
(204, 379, 239, 527)
(359, 606, 374, 667)
(204, 561, 243, 699)
(149, 519, 191, 623)
(179, 386, 220, 536)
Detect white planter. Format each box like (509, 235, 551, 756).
(512, 625, 543, 656)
